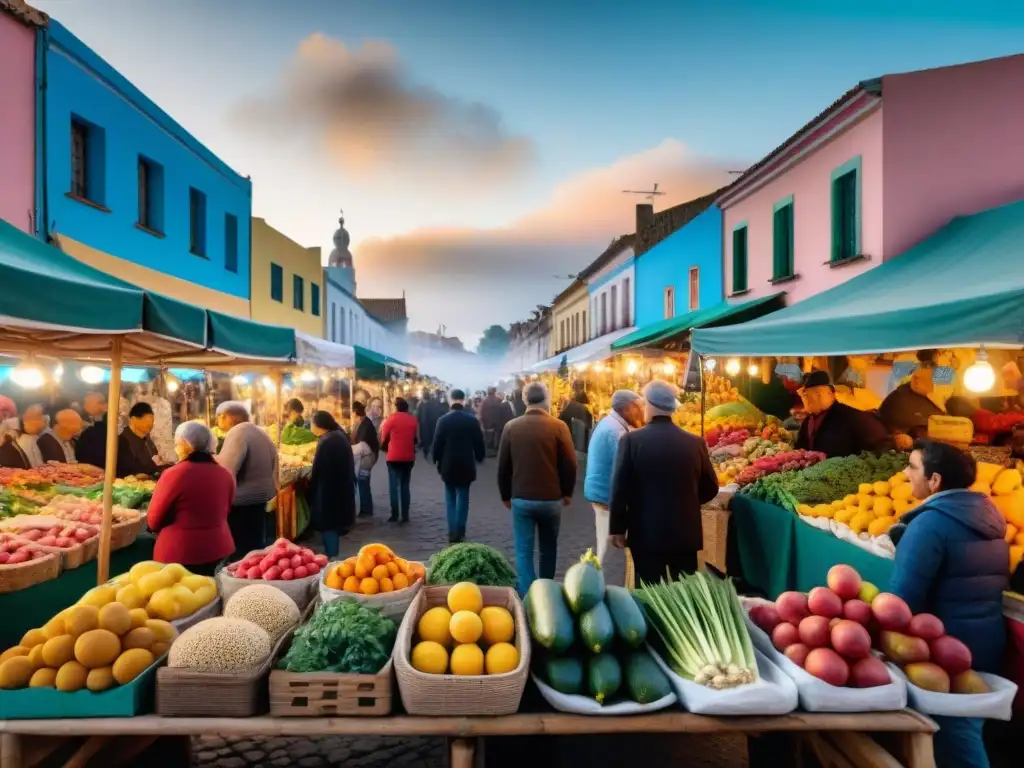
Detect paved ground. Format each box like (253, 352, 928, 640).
(192, 457, 748, 767)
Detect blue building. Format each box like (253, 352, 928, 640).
(37, 20, 252, 317)
(633, 195, 723, 328)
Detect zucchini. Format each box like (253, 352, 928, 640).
(624, 651, 672, 704)
(578, 601, 615, 653)
(605, 585, 648, 648)
(587, 652, 622, 704)
(525, 578, 575, 653)
(563, 549, 605, 614)
(542, 656, 584, 695)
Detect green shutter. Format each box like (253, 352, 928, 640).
(732, 227, 748, 292)
(772, 204, 794, 279)
(830, 157, 861, 262)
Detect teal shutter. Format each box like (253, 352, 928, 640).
(831, 171, 857, 261)
(772, 204, 793, 279)
(732, 228, 748, 292)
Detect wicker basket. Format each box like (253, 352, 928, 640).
(270, 657, 393, 717)
(110, 515, 144, 552)
(700, 504, 731, 573)
(393, 585, 529, 716)
(156, 625, 296, 717)
(217, 549, 319, 610)
(318, 561, 424, 621)
(0, 551, 61, 594)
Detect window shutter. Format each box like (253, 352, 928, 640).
(732, 228, 747, 292)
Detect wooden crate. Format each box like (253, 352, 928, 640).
(269, 658, 393, 717)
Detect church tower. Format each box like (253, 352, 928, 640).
(326, 210, 356, 295)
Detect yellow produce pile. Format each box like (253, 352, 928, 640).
(411, 582, 519, 676)
(799, 472, 920, 538)
(971, 463, 1024, 573)
(677, 374, 740, 413)
(107, 561, 219, 621)
(324, 543, 425, 595)
(0, 589, 179, 692)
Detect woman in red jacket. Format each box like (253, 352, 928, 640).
(147, 421, 236, 574)
(379, 398, 418, 523)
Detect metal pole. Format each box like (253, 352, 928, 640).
(97, 338, 123, 585)
(699, 354, 707, 439)
(349, 377, 356, 434)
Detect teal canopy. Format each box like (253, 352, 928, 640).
(691, 200, 1024, 357)
(355, 346, 415, 379)
(612, 293, 786, 353)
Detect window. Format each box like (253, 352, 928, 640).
(70, 117, 106, 205)
(731, 225, 748, 293)
(137, 156, 163, 233)
(831, 157, 862, 262)
(600, 293, 608, 336)
(609, 285, 618, 332)
(270, 263, 283, 302)
(573, 313, 579, 346)
(293, 274, 305, 311)
(331, 304, 336, 342)
(189, 187, 207, 256)
(664, 286, 675, 319)
(224, 214, 238, 273)
(560, 319, 566, 350)
(773, 197, 795, 279)
(311, 283, 321, 316)
(582, 310, 587, 342)
(622, 277, 631, 327)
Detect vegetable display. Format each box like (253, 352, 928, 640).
(635, 571, 757, 690)
(427, 542, 516, 588)
(280, 599, 396, 675)
(324, 543, 424, 594)
(43, 496, 141, 527)
(798, 471, 916, 537)
(280, 423, 317, 446)
(734, 449, 825, 487)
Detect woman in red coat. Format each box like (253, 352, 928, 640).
(147, 421, 236, 574)
(379, 398, 418, 523)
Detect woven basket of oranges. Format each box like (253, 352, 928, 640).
(319, 543, 426, 620)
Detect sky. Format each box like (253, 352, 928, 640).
(31, 0, 1024, 345)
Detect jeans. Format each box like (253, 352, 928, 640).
(444, 484, 470, 539)
(321, 529, 340, 558)
(357, 469, 373, 515)
(933, 716, 989, 768)
(387, 461, 413, 520)
(592, 503, 610, 565)
(511, 499, 561, 595)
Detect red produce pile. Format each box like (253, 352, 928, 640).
(0, 533, 52, 565)
(15, 523, 97, 549)
(225, 538, 329, 581)
(736, 450, 826, 486)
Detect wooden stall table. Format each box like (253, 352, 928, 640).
(0, 709, 938, 768)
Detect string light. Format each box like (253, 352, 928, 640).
(748, 363, 760, 377)
(11, 363, 44, 389)
(231, 374, 248, 385)
(704, 358, 717, 372)
(79, 366, 105, 385)
(725, 358, 741, 376)
(626, 360, 639, 375)
(300, 370, 318, 383)
(53, 364, 64, 382)
(662, 361, 677, 376)
(166, 379, 179, 393)
(963, 347, 996, 393)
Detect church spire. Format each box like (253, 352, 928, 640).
(328, 209, 353, 269)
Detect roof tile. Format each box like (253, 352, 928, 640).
(0, 0, 48, 26)
(359, 297, 408, 323)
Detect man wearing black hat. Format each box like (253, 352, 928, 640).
(796, 370, 891, 458)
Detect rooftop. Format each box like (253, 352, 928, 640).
(0, 0, 48, 26)
(634, 190, 725, 255)
(359, 297, 408, 324)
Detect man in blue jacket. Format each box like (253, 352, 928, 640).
(889, 440, 1009, 768)
(584, 390, 643, 564)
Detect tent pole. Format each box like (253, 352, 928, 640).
(97, 338, 123, 585)
(699, 353, 706, 439)
(349, 377, 356, 434)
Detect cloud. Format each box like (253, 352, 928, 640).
(353, 139, 738, 342)
(233, 34, 534, 188)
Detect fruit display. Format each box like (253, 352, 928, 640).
(167, 617, 271, 673)
(224, 584, 301, 642)
(968, 464, 1024, 574)
(677, 374, 741, 413)
(323, 543, 424, 595)
(42, 496, 140, 526)
(426, 542, 516, 588)
(797, 471, 916, 538)
(0, 532, 53, 565)
(3, 521, 97, 550)
(749, 564, 993, 694)
(527, 551, 671, 705)
(103, 561, 219, 622)
(410, 582, 520, 676)
(0, 600, 175, 691)
(635, 571, 757, 690)
(225, 538, 329, 582)
(0, 463, 104, 490)
(739, 452, 909, 513)
(279, 599, 396, 674)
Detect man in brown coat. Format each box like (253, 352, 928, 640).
(498, 381, 577, 594)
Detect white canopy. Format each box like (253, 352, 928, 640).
(294, 331, 356, 370)
(526, 327, 636, 373)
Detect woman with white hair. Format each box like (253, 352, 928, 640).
(146, 421, 236, 574)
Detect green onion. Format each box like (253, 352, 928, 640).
(635, 571, 758, 689)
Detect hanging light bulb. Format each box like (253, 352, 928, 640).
(53, 364, 64, 382)
(11, 362, 44, 389)
(300, 370, 317, 383)
(748, 363, 760, 377)
(626, 360, 639, 375)
(166, 379, 180, 393)
(963, 347, 996, 393)
(725, 358, 741, 376)
(231, 374, 248, 385)
(704, 358, 717, 372)
(662, 361, 677, 376)
(261, 375, 275, 389)
(80, 366, 105, 385)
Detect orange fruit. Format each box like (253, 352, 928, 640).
(407, 563, 426, 582)
(342, 576, 361, 593)
(386, 561, 399, 576)
(359, 577, 380, 595)
(375, 551, 394, 565)
(337, 560, 355, 579)
(379, 577, 394, 593)
(392, 573, 409, 590)
(325, 570, 344, 590)
(371, 564, 390, 581)
(354, 554, 376, 579)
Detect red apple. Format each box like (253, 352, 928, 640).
(38, 536, 57, 547)
(871, 593, 912, 631)
(849, 656, 890, 688)
(827, 565, 862, 601)
(842, 599, 873, 625)
(313, 554, 328, 567)
(799, 615, 832, 648)
(290, 554, 303, 569)
(804, 648, 850, 686)
(54, 537, 72, 548)
(7, 552, 28, 564)
(772, 622, 800, 651)
(750, 603, 783, 634)
(808, 587, 843, 618)
(277, 558, 291, 570)
(280, 569, 295, 581)
(784, 642, 810, 667)
(294, 565, 309, 579)
(776, 591, 810, 625)
(929, 635, 972, 675)
(831, 620, 871, 659)
(908, 613, 945, 641)
(0, 552, 10, 564)
(245, 566, 262, 579)
(264, 566, 282, 580)
(306, 562, 320, 576)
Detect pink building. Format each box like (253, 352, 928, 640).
(720, 54, 1024, 306)
(0, 1, 45, 234)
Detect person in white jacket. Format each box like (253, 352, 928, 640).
(583, 390, 644, 564)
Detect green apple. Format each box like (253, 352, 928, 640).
(858, 581, 880, 604)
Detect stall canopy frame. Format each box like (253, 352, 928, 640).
(691, 199, 1024, 357)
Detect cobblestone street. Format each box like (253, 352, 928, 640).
(192, 458, 745, 768)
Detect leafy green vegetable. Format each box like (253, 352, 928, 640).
(279, 599, 396, 674)
(427, 543, 516, 587)
(281, 423, 318, 446)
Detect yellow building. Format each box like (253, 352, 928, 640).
(549, 279, 590, 357)
(250, 218, 324, 337)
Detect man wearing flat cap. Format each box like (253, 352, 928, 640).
(609, 380, 719, 584)
(796, 370, 891, 458)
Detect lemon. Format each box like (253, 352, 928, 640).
(449, 611, 483, 645)
(446, 582, 483, 614)
(485, 642, 519, 675)
(411, 641, 448, 674)
(449, 643, 484, 676)
(479, 606, 514, 645)
(417, 607, 453, 647)
(115, 584, 146, 610)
